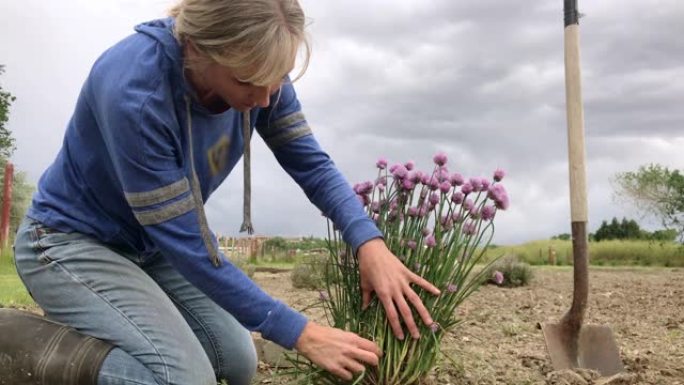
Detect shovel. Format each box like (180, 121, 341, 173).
(541, 0, 623, 376)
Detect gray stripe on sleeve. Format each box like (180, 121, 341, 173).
(133, 194, 195, 225)
(273, 111, 305, 129)
(265, 124, 312, 149)
(125, 179, 190, 208)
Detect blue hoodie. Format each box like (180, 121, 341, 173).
(27, 18, 382, 349)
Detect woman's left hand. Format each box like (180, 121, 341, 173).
(357, 238, 440, 340)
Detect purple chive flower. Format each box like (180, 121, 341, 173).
(377, 184, 385, 192)
(418, 205, 428, 217)
(493, 271, 505, 285)
(430, 322, 440, 333)
(451, 211, 463, 223)
(425, 234, 437, 248)
(462, 221, 477, 235)
(375, 176, 387, 186)
(370, 201, 380, 213)
(319, 290, 329, 301)
(405, 160, 415, 171)
(469, 206, 480, 219)
(354, 181, 373, 195)
(451, 191, 465, 204)
(408, 206, 419, 217)
(376, 157, 388, 170)
(461, 182, 474, 195)
(469, 177, 483, 192)
(402, 179, 416, 191)
(433, 152, 448, 166)
(356, 194, 369, 206)
(407, 240, 417, 250)
(449, 172, 464, 186)
(439, 181, 451, 194)
(392, 164, 408, 180)
(493, 168, 506, 182)
(481, 179, 490, 190)
(437, 168, 450, 183)
(481, 205, 496, 221)
(488, 184, 510, 210)
(372, 213, 380, 222)
(411, 170, 423, 183)
(389, 163, 399, 173)
(440, 215, 451, 226)
(422, 227, 432, 237)
(428, 176, 440, 191)
(447, 284, 458, 293)
(429, 192, 440, 205)
(463, 198, 474, 211)
(352, 183, 360, 193)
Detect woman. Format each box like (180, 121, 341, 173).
(5, 0, 439, 384)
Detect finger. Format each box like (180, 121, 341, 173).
(344, 357, 367, 374)
(355, 336, 383, 358)
(409, 271, 441, 296)
(330, 365, 353, 381)
(395, 294, 420, 339)
(405, 287, 434, 326)
(362, 290, 371, 310)
(351, 345, 380, 366)
(379, 295, 404, 340)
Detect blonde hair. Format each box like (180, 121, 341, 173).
(170, 0, 310, 86)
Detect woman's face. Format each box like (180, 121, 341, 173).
(184, 43, 286, 112)
(202, 63, 283, 112)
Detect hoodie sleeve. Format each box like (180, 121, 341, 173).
(256, 82, 383, 254)
(85, 46, 306, 349)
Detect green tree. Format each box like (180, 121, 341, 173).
(551, 233, 571, 241)
(0, 65, 17, 159)
(614, 164, 684, 242)
(593, 217, 642, 242)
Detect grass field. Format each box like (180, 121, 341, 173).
(486, 239, 684, 267)
(0, 249, 34, 307)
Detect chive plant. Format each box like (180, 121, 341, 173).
(285, 153, 509, 384)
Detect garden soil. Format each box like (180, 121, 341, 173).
(252, 267, 684, 385)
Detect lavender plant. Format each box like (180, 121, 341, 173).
(285, 153, 510, 384)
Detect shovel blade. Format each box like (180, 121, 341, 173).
(542, 323, 624, 376)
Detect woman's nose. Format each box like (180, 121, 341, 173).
(253, 86, 271, 108)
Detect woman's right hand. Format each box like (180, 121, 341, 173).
(294, 321, 382, 381)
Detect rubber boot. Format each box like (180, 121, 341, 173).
(0, 308, 113, 385)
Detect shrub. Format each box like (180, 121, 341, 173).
(233, 259, 256, 279)
(484, 256, 533, 287)
(290, 254, 327, 289)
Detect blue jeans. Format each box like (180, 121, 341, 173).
(13, 217, 257, 385)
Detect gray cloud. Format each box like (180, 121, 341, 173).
(2, 0, 682, 245)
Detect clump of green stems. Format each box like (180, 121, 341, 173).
(283, 157, 508, 384)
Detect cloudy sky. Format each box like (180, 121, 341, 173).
(1, 0, 682, 245)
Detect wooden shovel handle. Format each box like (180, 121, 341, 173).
(563, 0, 588, 329)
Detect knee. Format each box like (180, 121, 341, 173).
(171, 354, 217, 385)
(215, 332, 258, 385)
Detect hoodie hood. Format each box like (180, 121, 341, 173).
(134, 18, 192, 97)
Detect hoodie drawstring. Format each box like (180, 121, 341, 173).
(185, 96, 221, 266)
(240, 111, 254, 235)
